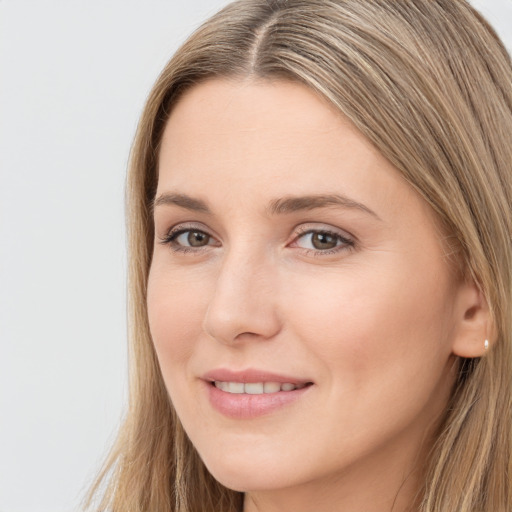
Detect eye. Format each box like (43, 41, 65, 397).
(159, 226, 219, 252)
(174, 230, 212, 247)
(292, 228, 354, 254)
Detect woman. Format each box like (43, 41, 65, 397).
(87, 1, 512, 511)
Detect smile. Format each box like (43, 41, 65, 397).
(213, 381, 308, 394)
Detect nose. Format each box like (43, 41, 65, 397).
(203, 249, 281, 345)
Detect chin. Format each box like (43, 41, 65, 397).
(200, 450, 298, 492)
(209, 471, 289, 493)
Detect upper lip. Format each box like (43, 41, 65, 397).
(202, 368, 312, 385)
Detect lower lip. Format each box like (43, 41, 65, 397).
(205, 381, 312, 419)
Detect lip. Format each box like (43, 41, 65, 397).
(202, 368, 312, 384)
(202, 368, 313, 419)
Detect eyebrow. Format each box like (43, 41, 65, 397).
(153, 193, 210, 213)
(268, 194, 381, 219)
(153, 192, 381, 220)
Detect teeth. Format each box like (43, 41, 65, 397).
(216, 381, 229, 392)
(214, 381, 306, 394)
(245, 382, 264, 394)
(226, 382, 244, 394)
(263, 382, 281, 393)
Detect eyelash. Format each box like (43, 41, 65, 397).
(159, 225, 218, 254)
(159, 224, 355, 256)
(293, 226, 355, 256)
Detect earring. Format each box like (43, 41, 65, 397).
(484, 339, 489, 351)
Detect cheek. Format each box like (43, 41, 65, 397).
(147, 265, 209, 374)
(282, 257, 455, 385)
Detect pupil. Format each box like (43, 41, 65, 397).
(188, 231, 208, 247)
(312, 232, 337, 250)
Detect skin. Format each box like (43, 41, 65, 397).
(147, 79, 487, 512)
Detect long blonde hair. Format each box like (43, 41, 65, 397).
(87, 1, 512, 511)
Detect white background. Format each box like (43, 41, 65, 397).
(0, 1, 510, 511)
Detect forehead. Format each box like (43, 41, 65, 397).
(159, 79, 390, 194)
(164, 78, 349, 139)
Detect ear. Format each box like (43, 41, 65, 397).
(451, 279, 492, 358)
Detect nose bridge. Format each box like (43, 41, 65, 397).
(203, 243, 280, 344)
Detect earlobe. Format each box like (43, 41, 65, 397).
(451, 280, 492, 359)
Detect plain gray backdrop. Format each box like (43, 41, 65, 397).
(1, 1, 511, 511)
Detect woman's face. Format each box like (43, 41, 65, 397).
(148, 79, 470, 507)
